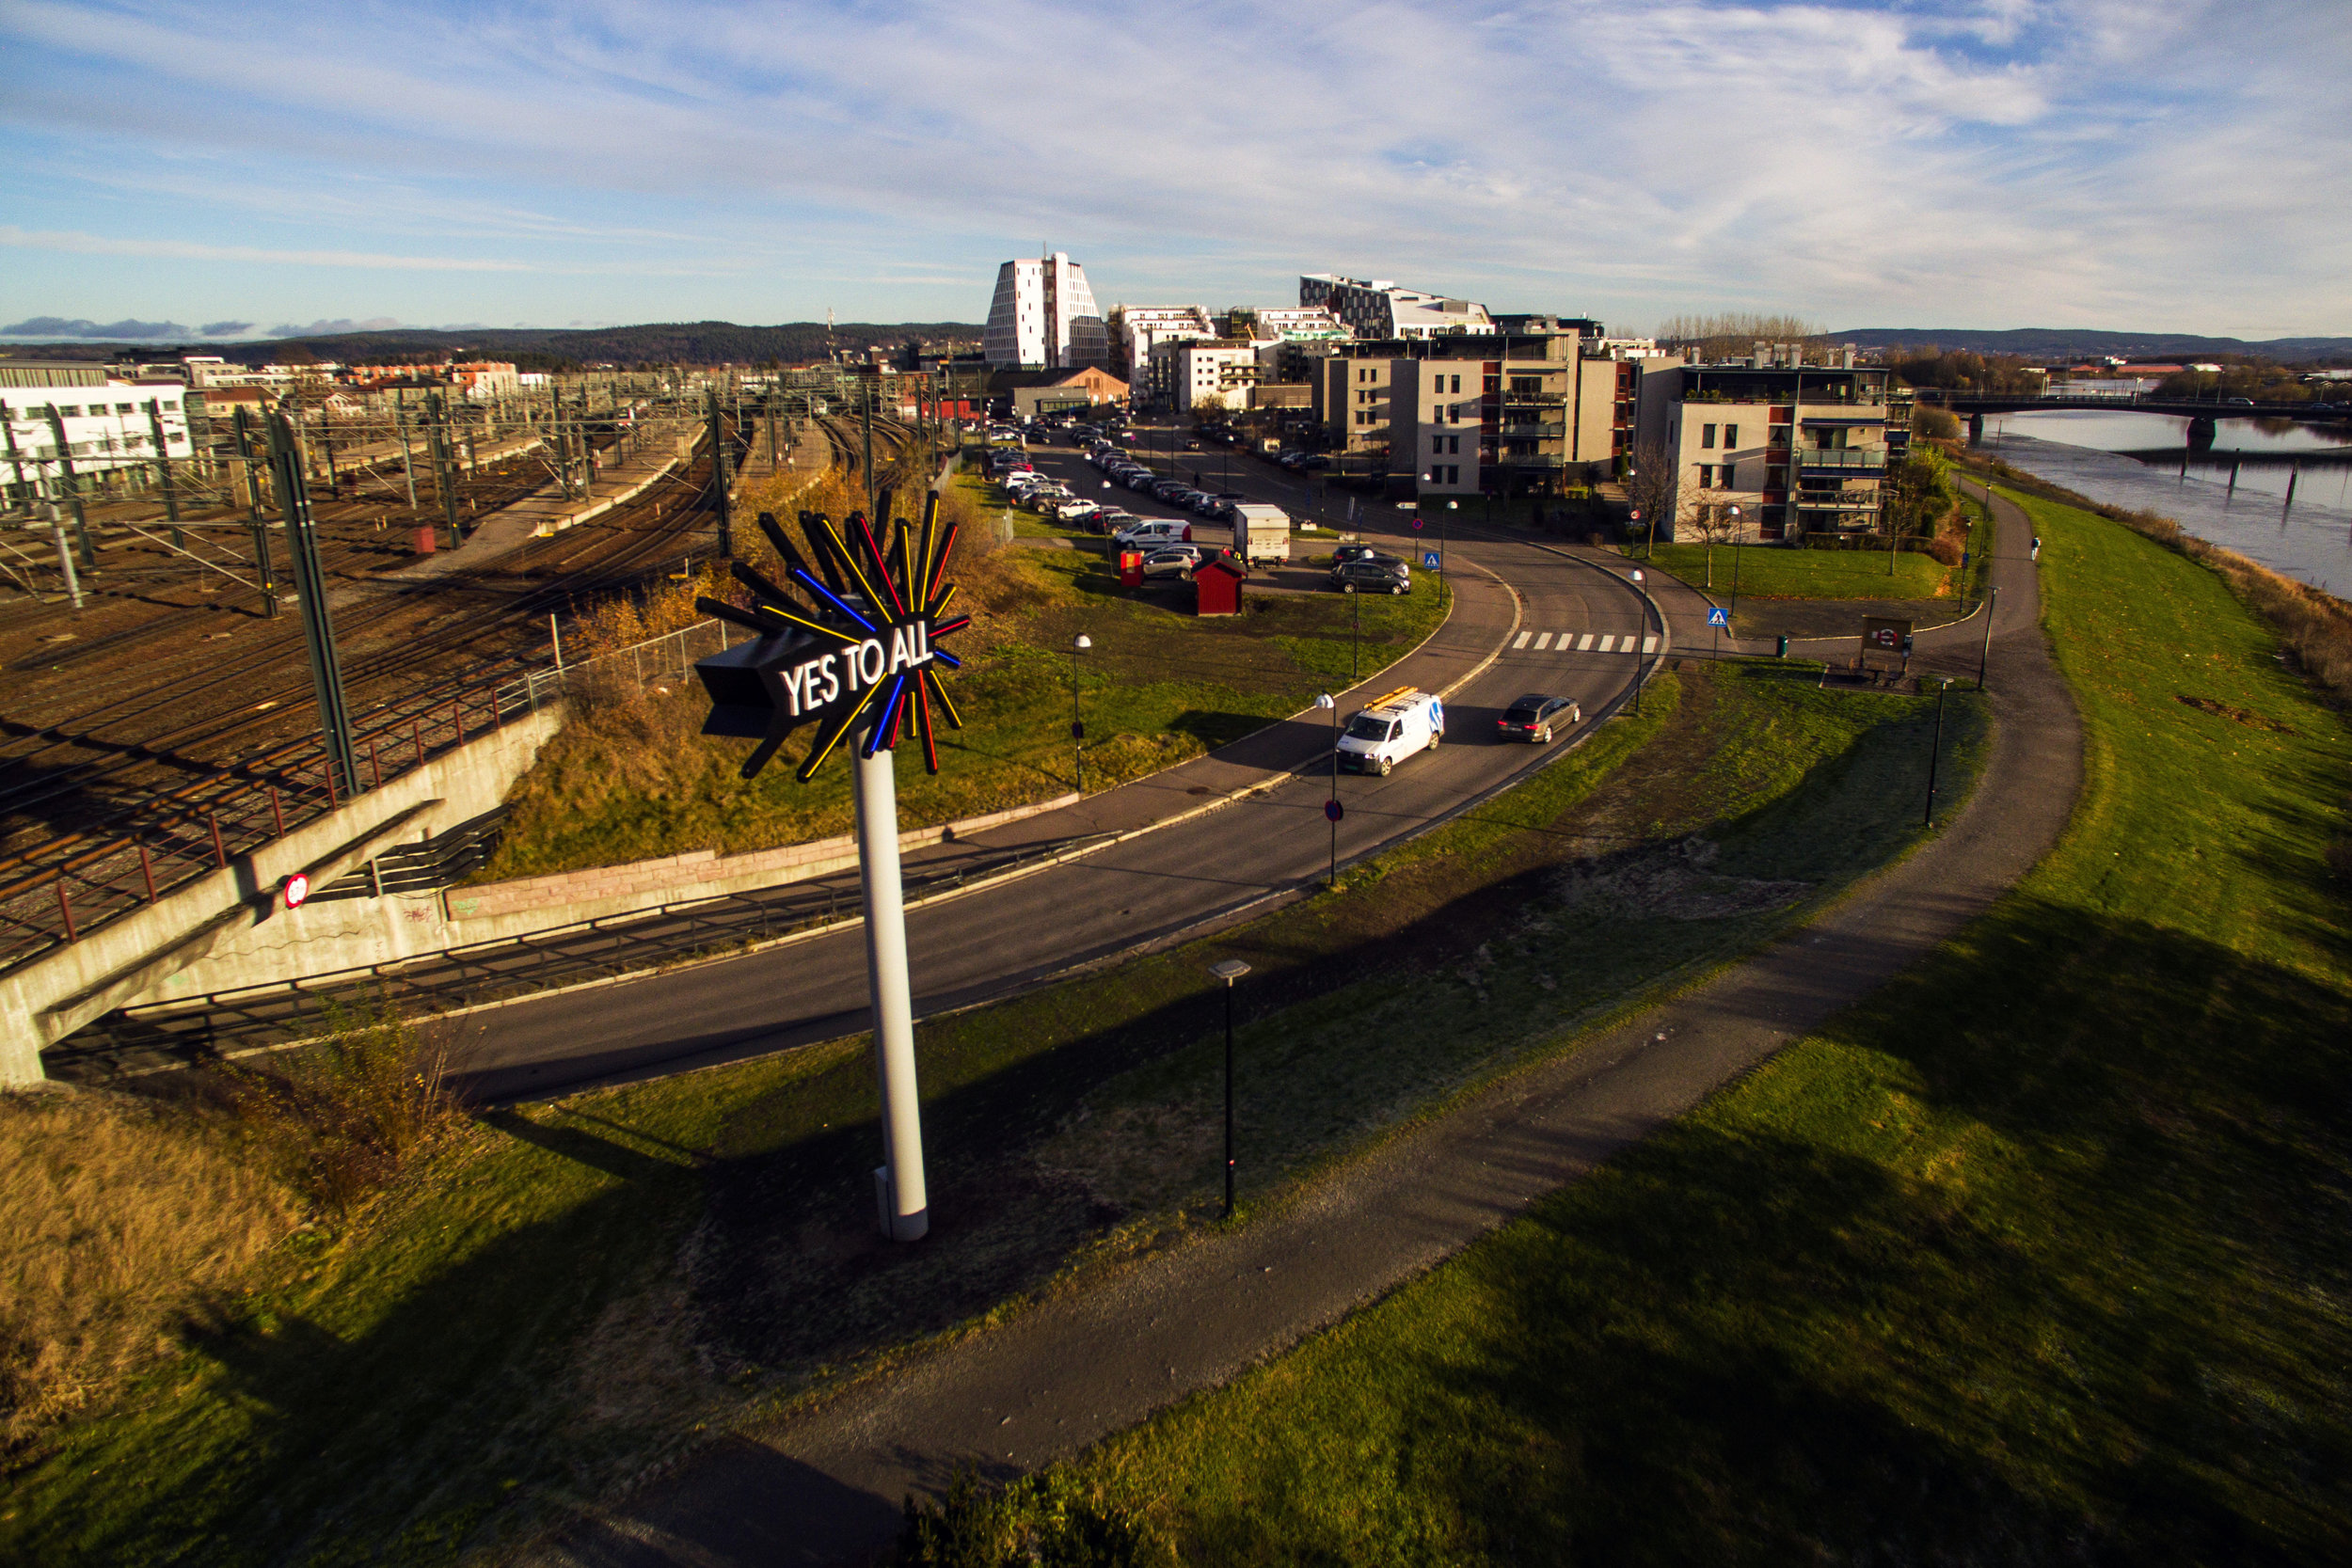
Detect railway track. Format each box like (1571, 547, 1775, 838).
(0, 393, 903, 977)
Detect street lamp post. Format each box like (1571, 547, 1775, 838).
(1726, 504, 1745, 618)
(1071, 634, 1091, 790)
(1317, 692, 1339, 885)
(1210, 958, 1252, 1219)
(1629, 569, 1646, 716)
(1924, 675, 1948, 827)
(1977, 584, 1998, 691)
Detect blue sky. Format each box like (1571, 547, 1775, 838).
(2, 0, 2345, 341)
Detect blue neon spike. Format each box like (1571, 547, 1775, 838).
(862, 674, 909, 756)
(928, 647, 962, 670)
(790, 565, 878, 634)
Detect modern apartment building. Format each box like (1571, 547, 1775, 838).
(1637, 343, 1911, 541)
(1298, 275, 1495, 340)
(1107, 305, 1217, 379)
(1149, 341, 1263, 412)
(0, 363, 194, 500)
(983, 253, 1110, 370)
(1312, 325, 1649, 495)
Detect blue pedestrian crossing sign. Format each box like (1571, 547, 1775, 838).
(1422, 551, 1441, 569)
(1707, 607, 1731, 626)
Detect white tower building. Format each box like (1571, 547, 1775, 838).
(983, 253, 1108, 370)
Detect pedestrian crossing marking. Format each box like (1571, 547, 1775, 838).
(1642, 635, 1659, 654)
(1512, 630, 1532, 650)
(1577, 633, 1596, 651)
(1533, 631, 1552, 650)
(1597, 634, 1616, 652)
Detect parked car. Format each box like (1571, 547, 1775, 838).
(1056, 499, 1103, 523)
(1298, 454, 1330, 470)
(1090, 508, 1140, 534)
(1330, 559, 1411, 594)
(1333, 545, 1405, 567)
(1140, 544, 1207, 579)
(1497, 693, 1580, 743)
(2224, 396, 2254, 406)
(1116, 519, 1192, 549)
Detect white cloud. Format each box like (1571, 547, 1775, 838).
(0, 0, 2344, 333)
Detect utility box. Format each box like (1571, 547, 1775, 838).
(1193, 553, 1248, 616)
(1118, 549, 1145, 589)
(1232, 502, 1291, 566)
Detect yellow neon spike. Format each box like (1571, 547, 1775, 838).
(754, 602, 861, 643)
(927, 582, 959, 619)
(798, 684, 885, 779)
(816, 516, 885, 615)
(922, 667, 964, 730)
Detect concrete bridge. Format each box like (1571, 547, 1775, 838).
(1920, 390, 2348, 421)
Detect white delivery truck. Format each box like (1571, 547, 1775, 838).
(1335, 687, 1445, 776)
(1232, 501, 1292, 565)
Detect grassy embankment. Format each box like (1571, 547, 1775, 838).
(0, 649, 1989, 1564)
(1627, 535, 1968, 600)
(935, 486, 2352, 1562)
(473, 463, 1443, 880)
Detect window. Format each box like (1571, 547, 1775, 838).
(1698, 464, 1714, 488)
(1701, 423, 1717, 449)
(1445, 465, 1460, 483)
(1510, 376, 1541, 396)
(1724, 424, 1740, 449)
(57, 405, 80, 418)
(1449, 374, 1461, 393)
(1449, 404, 1462, 424)
(118, 403, 135, 414)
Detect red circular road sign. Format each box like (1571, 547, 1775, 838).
(281, 871, 311, 910)
(1870, 626, 1901, 648)
(1325, 799, 1343, 823)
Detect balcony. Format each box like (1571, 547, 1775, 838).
(1795, 446, 1886, 471)
(1498, 422, 1565, 438)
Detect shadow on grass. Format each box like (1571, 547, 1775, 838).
(1160, 902, 2352, 1566)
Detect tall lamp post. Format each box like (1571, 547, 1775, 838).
(1210, 958, 1252, 1218)
(1071, 633, 1091, 790)
(1317, 692, 1340, 885)
(1629, 569, 1646, 716)
(1726, 504, 1745, 619)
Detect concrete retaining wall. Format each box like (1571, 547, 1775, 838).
(1, 705, 569, 1085)
(121, 792, 1082, 1037)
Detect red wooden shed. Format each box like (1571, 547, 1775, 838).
(1193, 553, 1248, 617)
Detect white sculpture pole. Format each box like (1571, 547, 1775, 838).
(853, 723, 929, 1242)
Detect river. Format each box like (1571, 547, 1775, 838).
(1973, 409, 2352, 594)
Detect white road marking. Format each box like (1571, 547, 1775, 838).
(1533, 632, 1552, 650)
(1597, 634, 1616, 652)
(1643, 636, 1659, 654)
(1512, 630, 1533, 650)
(1577, 633, 1596, 651)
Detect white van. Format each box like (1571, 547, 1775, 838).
(1116, 519, 1192, 549)
(1335, 688, 1445, 776)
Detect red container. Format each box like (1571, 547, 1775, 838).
(415, 526, 437, 555)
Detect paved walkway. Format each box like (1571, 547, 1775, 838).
(543, 481, 2084, 1564)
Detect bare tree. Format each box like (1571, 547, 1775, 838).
(1654, 311, 1826, 364)
(1686, 498, 1744, 589)
(1623, 437, 1677, 556)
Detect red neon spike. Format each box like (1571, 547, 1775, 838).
(930, 614, 972, 638)
(855, 512, 908, 617)
(914, 668, 940, 773)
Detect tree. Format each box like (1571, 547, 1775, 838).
(1685, 498, 1742, 588)
(1655, 311, 1824, 364)
(1189, 396, 1230, 424)
(1623, 437, 1678, 556)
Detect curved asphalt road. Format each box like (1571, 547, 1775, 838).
(448, 438, 1661, 1101)
(536, 471, 2082, 1568)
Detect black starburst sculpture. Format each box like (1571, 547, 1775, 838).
(692, 487, 970, 782)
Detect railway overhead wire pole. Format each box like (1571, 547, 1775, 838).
(266, 409, 360, 800)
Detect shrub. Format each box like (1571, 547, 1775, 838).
(898, 1469, 1162, 1566)
(225, 995, 461, 1213)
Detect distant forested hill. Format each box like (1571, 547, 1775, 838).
(1834, 326, 2352, 362)
(0, 321, 984, 369)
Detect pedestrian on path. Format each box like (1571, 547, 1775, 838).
(2031, 535, 2042, 562)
